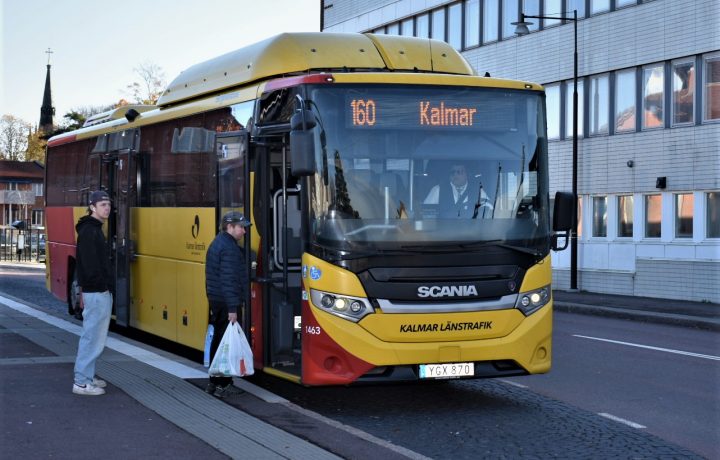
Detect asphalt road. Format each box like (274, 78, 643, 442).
(2, 263, 715, 459)
(504, 312, 720, 459)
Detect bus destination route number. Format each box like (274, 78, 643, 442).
(348, 97, 479, 128)
(350, 99, 376, 126)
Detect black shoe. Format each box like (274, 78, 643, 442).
(213, 384, 244, 398)
(205, 383, 217, 394)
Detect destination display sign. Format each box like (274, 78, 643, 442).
(345, 91, 518, 131)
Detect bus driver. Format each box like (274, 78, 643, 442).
(423, 163, 493, 218)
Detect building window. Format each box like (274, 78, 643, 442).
(544, 0, 561, 27)
(672, 59, 695, 126)
(483, 0, 499, 43)
(703, 53, 720, 122)
(615, 68, 636, 133)
(566, 0, 585, 18)
(522, 0, 539, 32)
(642, 64, 664, 129)
(577, 196, 583, 237)
(386, 23, 400, 36)
(645, 194, 662, 238)
(432, 8, 446, 41)
(448, 2, 462, 50)
(416, 13, 430, 38)
(592, 196, 607, 237)
(616, 0, 636, 8)
(32, 209, 44, 227)
(546, 83, 561, 139)
(32, 182, 44, 196)
(707, 192, 720, 238)
(465, 0, 480, 47)
(590, 0, 610, 15)
(589, 74, 609, 135)
(401, 18, 414, 36)
(618, 195, 634, 237)
(674, 193, 693, 238)
(565, 79, 584, 138)
(502, 0, 518, 39)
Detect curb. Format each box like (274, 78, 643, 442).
(554, 302, 720, 332)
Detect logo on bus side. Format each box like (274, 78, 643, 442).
(417, 285, 478, 298)
(185, 214, 206, 256)
(191, 215, 200, 239)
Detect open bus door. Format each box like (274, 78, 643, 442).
(96, 129, 139, 327)
(255, 141, 303, 379)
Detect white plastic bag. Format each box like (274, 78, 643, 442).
(208, 322, 254, 377)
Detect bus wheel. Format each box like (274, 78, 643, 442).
(68, 272, 82, 320)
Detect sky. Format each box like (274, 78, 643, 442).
(1, 0, 321, 126)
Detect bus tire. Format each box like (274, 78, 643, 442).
(67, 264, 82, 320)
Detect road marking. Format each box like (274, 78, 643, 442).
(499, 379, 528, 388)
(573, 334, 720, 361)
(598, 412, 646, 429)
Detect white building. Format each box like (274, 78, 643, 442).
(322, 0, 720, 303)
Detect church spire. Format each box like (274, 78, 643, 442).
(39, 48, 55, 135)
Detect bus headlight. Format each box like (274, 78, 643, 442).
(515, 285, 550, 316)
(310, 289, 374, 322)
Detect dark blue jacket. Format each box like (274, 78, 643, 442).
(205, 231, 247, 313)
(75, 215, 111, 293)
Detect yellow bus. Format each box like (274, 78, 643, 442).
(45, 32, 574, 385)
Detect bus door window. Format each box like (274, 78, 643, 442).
(266, 146, 302, 371)
(215, 132, 251, 327)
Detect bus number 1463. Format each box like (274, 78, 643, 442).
(350, 99, 376, 126)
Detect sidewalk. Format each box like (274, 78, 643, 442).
(553, 290, 720, 331)
(0, 294, 420, 460)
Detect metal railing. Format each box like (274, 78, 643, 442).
(0, 226, 46, 263)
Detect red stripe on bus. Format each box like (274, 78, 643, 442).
(264, 74, 335, 92)
(47, 134, 77, 147)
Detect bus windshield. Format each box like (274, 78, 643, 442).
(305, 84, 550, 254)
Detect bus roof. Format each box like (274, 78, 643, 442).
(156, 32, 475, 107)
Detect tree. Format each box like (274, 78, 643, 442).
(25, 126, 46, 163)
(0, 114, 31, 161)
(125, 61, 166, 105)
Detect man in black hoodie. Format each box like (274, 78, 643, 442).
(72, 190, 113, 396)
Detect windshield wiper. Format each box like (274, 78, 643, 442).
(401, 240, 543, 257)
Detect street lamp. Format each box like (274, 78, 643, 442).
(513, 10, 579, 290)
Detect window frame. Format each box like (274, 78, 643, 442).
(641, 63, 665, 131)
(591, 195, 608, 238)
(671, 58, 696, 127)
(707, 192, 720, 238)
(545, 83, 561, 140)
(674, 192, 694, 239)
(644, 194, 662, 238)
(702, 52, 720, 123)
(617, 194, 634, 238)
(589, 73, 610, 136)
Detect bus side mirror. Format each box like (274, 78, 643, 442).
(551, 191, 575, 251)
(289, 109, 316, 177)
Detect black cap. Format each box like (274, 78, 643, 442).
(222, 211, 251, 227)
(89, 190, 111, 205)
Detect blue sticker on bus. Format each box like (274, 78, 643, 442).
(310, 266, 322, 280)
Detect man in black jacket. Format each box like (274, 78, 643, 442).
(205, 211, 250, 397)
(72, 190, 113, 396)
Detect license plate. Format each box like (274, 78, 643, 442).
(419, 362, 474, 379)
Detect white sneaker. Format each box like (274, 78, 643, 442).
(92, 377, 107, 388)
(73, 383, 105, 396)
